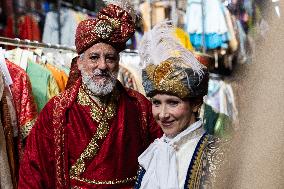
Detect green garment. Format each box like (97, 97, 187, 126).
(26, 60, 59, 112)
(203, 103, 232, 138)
(61, 66, 70, 76)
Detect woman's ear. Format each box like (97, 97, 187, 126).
(192, 103, 202, 113)
(191, 98, 203, 113)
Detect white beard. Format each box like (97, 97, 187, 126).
(81, 69, 117, 96)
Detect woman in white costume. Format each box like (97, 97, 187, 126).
(134, 22, 224, 189)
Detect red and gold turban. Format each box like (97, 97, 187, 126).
(75, 4, 135, 54)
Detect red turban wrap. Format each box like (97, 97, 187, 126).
(75, 4, 135, 54)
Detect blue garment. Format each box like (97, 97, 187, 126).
(190, 33, 229, 50)
(185, 0, 229, 50)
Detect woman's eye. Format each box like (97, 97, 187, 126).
(168, 100, 179, 106)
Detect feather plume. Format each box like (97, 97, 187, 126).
(103, 0, 136, 22)
(138, 21, 204, 77)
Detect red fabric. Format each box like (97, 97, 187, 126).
(6, 60, 38, 156)
(4, 15, 41, 41)
(18, 15, 41, 41)
(18, 78, 162, 189)
(75, 4, 135, 53)
(4, 16, 16, 39)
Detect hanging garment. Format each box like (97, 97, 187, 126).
(0, 72, 13, 189)
(139, 2, 151, 32)
(6, 60, 38, 140)
(223, 7, 238, 52)
(204, 79, 238, 136)
(26, 60, 59, 112)
(117, 65, 138, 91)
(6, 48, 34, 71)
(207, 79, 237, 119)
(119, 53, 145, 95)
(42, 8, 78, 46)
(3, 16, 16, 39)
(46, 63, 68, 92)
(18, 14, 41, 41)
(185, 0, 229, 49)
(0, 89, 18, 189)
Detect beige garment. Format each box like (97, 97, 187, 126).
(0, 74, 13, 189)
(139, 2, 151, 32)
(214, 2, 284, 188)
(223, 7, 238, 52)
(0, 73, 3, 99)
(139, 1, 170, 32)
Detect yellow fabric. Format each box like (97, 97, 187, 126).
(174, 27, 193, 51)
(47, 75, 60, 100)
(46, 64, 68, 92)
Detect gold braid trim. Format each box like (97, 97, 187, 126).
(69, 85, 117, 177)
(70, 175, 137, 185)
(187, 135, 209, 189)
(21, 118, 37, 138)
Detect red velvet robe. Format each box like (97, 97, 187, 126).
(18, 78, 162, 189)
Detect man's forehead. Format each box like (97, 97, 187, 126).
(86, 43, 118, 54)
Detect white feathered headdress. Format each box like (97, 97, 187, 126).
(140, 21, 209, 98)
(138, 21, 204, 77)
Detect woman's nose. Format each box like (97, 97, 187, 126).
(159, 106, 170, 120)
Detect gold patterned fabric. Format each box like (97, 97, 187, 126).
(142, 57, 209, 98)
(69, 84, 118, 178)
(185, 135, 226, 189)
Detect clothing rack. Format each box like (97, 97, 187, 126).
(120, 49, 139, 57)
(0, 37, 76, 52)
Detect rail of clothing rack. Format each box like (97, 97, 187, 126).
(0, 37, 76, 52)
(121, 49, 139, 55)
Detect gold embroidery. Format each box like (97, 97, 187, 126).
(70, 175, 137, 185)
(70, 85, 117, 177)
(145, 60, 190, 98)
(187, 135, 209, 189)
(53, 82, 79, 188)
(21, 118, 37, 138)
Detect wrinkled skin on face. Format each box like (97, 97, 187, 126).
(77, 43, 120, 96)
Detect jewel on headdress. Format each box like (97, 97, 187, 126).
(94, 20, 114, 39)
(110, 18, 121, 29)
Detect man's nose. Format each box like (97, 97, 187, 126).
(97, 57, 107, 70)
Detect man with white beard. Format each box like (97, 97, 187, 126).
(18, 1, 162, 188)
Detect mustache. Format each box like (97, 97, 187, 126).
(90, 69, 117, 79)
(93, 69, 109, 77)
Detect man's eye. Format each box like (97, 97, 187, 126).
(90, 55, 99, 60)
(152, 100, 160, 106)
(106, 56, 117, 63)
